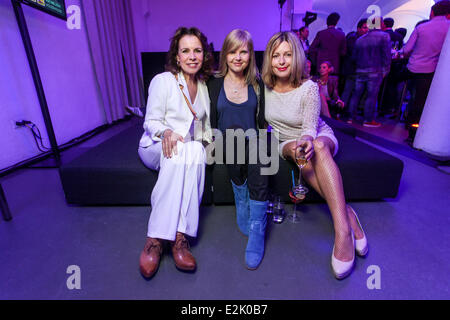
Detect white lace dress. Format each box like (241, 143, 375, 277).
(265, 80, 339, 157)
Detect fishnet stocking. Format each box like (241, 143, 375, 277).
(301, 144, 365, 241)
(302, 137, 354, 262)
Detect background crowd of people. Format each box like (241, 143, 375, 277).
(295, 0, 450, 143)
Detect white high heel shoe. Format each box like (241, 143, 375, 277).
(331, 232, 355, 280)
(348, 206, 368, 257)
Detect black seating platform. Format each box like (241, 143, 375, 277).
(213, 129, 403, 204)
(59, 121, 212, 206)
(59, 119, 404, 206)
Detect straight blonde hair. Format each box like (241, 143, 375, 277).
(262, 31, 306, 89)
(216, 29, 259, 90)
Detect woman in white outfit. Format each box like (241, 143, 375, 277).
(138, 27, 213, 279)
(263, 32, 368, 280)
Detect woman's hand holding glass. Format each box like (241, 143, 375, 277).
(162, 129, 184, 158)
(291, 138, 312, 200)
(291, 138, 314, 162)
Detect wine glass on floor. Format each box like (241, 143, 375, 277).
(288, 202, 302, 223)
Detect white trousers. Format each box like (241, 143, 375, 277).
(138, 141, 206, 241)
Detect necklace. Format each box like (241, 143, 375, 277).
(224, 76, 248, 104)
(225, 76, 246, 93)
(230, 83, 245, 93)
(318, 78, 328, 86)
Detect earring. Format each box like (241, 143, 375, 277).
(177, 60, 180, 66)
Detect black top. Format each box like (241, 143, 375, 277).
(217, 85, 257, 133)
(341, 31, 362, 76)
(385, 29, 404, 50)
(207, 76, 267, 130)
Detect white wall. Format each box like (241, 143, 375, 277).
(0, 0, 105, 170)
(130, 0, 293, 53)
(130, 0, 437, 73)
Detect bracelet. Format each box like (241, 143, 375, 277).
(161, 129, 169, 140)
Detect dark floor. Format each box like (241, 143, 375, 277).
(344, 115, 447, 168)
(352, 117, 408, 144)
(0, 119, 449, 300)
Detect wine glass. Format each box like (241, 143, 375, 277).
(391, 41, 399, 59)
(292, 139, 309, 196)
(289, 140, 309, 223)
(288, 202, 302, 223)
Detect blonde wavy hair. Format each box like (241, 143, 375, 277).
(262, 31, 306, 89)
(216, 29, 259, 89)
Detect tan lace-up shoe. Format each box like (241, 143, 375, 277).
(171, 232, 196, 271)
(139, 237, 163, 278)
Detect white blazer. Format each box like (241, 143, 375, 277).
(139, 71, 212, 148)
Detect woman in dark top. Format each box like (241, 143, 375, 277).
(312, 61, 345, 119)
(207, 29, 268, 270)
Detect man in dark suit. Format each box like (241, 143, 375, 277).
(384, 18, 404, 49)
(340, 19, 369, 119)
(299, 26, 310, 57)
(309, 12, 346, 75)
(395, 28, 407, 44)
(378, 17, 405, 117)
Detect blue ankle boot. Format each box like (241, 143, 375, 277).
(231, 180, 250, 236)
(245, 199, 268, 270)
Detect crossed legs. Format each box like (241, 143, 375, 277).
(283, 136, 364, 262)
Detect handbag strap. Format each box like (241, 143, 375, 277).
(175, 74, 198, 120)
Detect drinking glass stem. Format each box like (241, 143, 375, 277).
(298, 165, 302, 186)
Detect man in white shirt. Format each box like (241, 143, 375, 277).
(403, 0, 450, 141)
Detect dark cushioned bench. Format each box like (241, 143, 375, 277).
(59, 122, 213, 205)
(59, 119, 403, 206)
(213, 129, 404, 204)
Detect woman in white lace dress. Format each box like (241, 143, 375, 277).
(263, 32, 368, 280)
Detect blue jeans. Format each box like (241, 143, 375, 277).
(341, 75, 356, 119)
(349, 72, 384, 122)
(341, 75, 356, 107)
